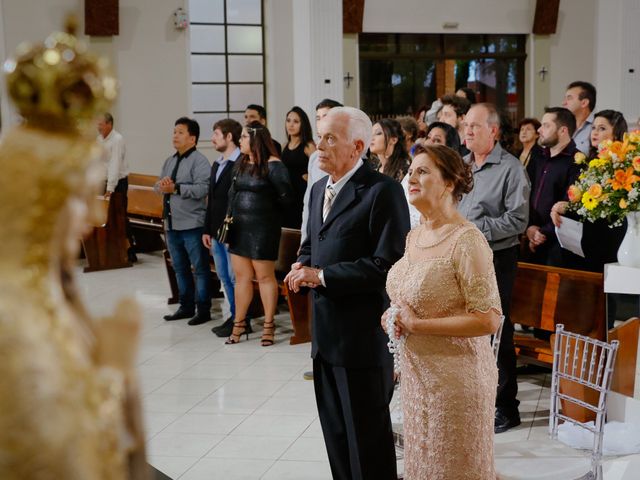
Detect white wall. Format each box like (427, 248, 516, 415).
(595, 0, 640, 126)
(264, 0, 294, 145)
(0, 0, 191, 174)
(547, 0, 596, 108)
(363, 0, 533, 34)
(105, 0, 191, 174)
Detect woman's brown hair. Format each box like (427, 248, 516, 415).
(412, 144, 473, 201)
(237, 121, 279, 178)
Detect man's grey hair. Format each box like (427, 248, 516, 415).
(326, 106, 372, 150)
(470, 103, 500, 128)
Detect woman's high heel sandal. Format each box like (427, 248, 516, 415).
(225, 321, 248, 345)
(261, 321, 276, 347)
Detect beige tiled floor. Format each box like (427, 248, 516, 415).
(78, 252, 640, 479)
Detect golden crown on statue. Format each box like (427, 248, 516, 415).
(2, 16, 117, 132)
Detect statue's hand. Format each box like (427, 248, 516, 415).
(96, 297, 141, 374)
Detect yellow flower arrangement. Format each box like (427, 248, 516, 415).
(567, 131, 640, 225)
(581, 191, 599, 210)
(574, 151, 587, 165)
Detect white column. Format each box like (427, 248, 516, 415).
(594, 0, 640, 126)
(291, 0, 343, 125)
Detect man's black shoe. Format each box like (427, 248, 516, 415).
(188, 312, 211, 326)
(163, 308, 195, 321)
(212, 316, 234, 336)
(127, 248, 138, 263)
(213, 316, 253, 337)
(494, 409, 521, 434)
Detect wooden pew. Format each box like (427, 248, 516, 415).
(238, 228, 311, 344)
(82, 193, 132, 272)
(608, 317, 639, 397)
(511, 262, 607, 423)
(127, 173, 165, 252)
(511, 262, 606, 367)
(127, 173, 178, 302)
(275, 228, 311, 345)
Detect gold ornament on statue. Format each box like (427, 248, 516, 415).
(3, 16, 117, 132)
(0, 16, 148, 480)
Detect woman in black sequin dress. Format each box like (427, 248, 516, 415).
(226, 122, 293, 346)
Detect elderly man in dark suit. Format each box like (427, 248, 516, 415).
(285, 107, 410, 480)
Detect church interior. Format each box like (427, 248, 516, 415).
(1, 0, 640, 479)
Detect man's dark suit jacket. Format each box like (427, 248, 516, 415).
(204, 159, 237, 236)
(298, 163, 410, 369)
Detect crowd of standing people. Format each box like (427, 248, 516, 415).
(148, 78, 631, 479)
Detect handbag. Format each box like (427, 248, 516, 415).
(215, 175, 236, 244)
(215, 215, 233, 244)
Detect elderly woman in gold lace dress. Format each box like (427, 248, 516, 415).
(0, 23, 147, 479)
(384, 144, 502, 479)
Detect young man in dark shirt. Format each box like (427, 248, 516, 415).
(526, 107, 581, 265)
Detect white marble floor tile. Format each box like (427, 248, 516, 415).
(280, 436, 329, 462)
(198, 350, 266, 366)
(205, 434, 295, 460)
(137, 363, 192, 379)
(175, 363, 248, 380)
(179, 457, 274, 480)
(234, 363, 302, 381)
(153, 377, 227, 396)
(144, 411, 183, 437)
(300, 418, 324, 438)
(272, 380, 316, 399)
(215, 379, 288, 397)
(142, 350, 212, 369)
(261, 460, 332, 480)
(254, 395, 319, 417)
(191, 393, 270, 415)
(140, 376, 172, 395)
(143, 393, 209, 414)
(232, 414, 315, 438)
(260, 351, 313, 366)
(147, 432, 225, 457)
(146, 456, 198, 479)
(604, 454, 640, 480)
(163, 412, 248, 435)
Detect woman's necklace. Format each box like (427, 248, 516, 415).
(414, 222, 465, 249)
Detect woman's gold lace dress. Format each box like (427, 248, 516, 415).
(386, 221, 502, 479)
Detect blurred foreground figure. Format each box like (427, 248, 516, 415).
(0, 19, 148, 480)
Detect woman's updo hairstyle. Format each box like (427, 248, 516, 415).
(412, 144, 473, 201)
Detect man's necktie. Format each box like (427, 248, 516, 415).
(322, 185, 335, 223)
(163, 156, 182, 229)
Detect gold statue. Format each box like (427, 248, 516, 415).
(0, 18, 148, 479)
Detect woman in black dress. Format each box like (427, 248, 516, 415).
(226, 122, 293, 346)
(281, 106, 315, 228)
(550, 109, 628, 272)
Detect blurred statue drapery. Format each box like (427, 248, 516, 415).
(0, 18, 148, 479)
